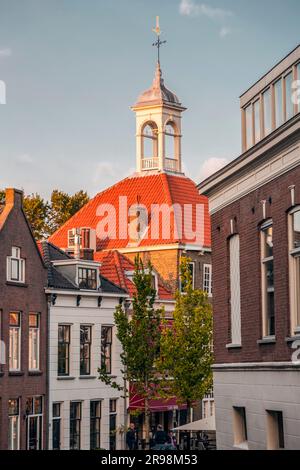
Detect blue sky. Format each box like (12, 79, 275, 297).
(0, 0, 299, 198)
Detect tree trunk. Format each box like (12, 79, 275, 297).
(144, 397, 150, 449)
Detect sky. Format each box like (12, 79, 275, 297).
(0, 0, 299, 199)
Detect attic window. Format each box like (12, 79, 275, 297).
(7, 247, 25, 283)
(78, 267, 97, 290)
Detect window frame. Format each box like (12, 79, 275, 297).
(9, 312, 21, 371)
(52, 402, 62, 450)
(232, 406, 248, 448)
(70, 401, 82, 450)
(90, 400, 102, 450)
(7, 246, 25, 283)
(29, 313, 40, 371)
(203, 263, 212, 297)
(78, 267, 97, 290)
(266, 410, 285, 450)
(288, 206, 300, 333)
(101, 325, 113, 374)
(57, 324, 71, 376)
(8, 398, 20, 450)
(260, 221, 275, 338)
(80, 325, 92, 376)
(25, 396, 43, 450)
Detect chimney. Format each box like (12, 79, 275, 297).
(5, 188, 23, 209)
(74, 228, 81, 259)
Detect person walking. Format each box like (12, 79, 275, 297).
(153, 424, 168, 446)
(126, 423, 138, 450)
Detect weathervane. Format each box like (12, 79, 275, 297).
(152, 16, 166, 65)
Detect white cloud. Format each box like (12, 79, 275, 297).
(0, 48, 12, 58)
(93, 161, 117, 184)
(198, 157, 229, 181)
(17, 153, 34, 164)
(179, 0, 233, 20)
(219, 26, 232, 38)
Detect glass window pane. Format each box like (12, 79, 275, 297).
(274, 79, 283, 128)
(245, 105, 253, 149)
(285, 72, 294, 121)
(262, 226, 273, 258)
(293, 210, 300, 249)
(11, 259, 19, 280)
(254, 100, 261, 144)
(263, 88, 272, 136)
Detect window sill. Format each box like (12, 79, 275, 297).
(226, 343, 242, 349)
(79, 375, 97, 380)
(28, 370, 43, 376)
(257, 336, 276, 345)
(285, 335, 300, 343)
(233, 442, 249, 450)
(6, 281, 28, 288)
(57, 376, 75, 380)
(8, 371, 24, 376)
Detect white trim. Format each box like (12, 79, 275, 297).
(45, 288, 127, 298)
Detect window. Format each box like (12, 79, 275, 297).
(70, 402, 81, 450)
(263, 88, 272, 136)
(245, 104, 253, 150)
(261, 222, 275, 337)
(266, 410, 284, 449)
(26, 396, 43, 450)
(80, 325, 91, 376)
(203, 264, 212, 296)
(180, 262, 195, 292)
(109, 399, 117, 450)
(52, 403, 61, 450)
(8, 399, 20, 450)
(58, 325, 70, 376)
(78, 267, 97, 290)
(7, 246, 25, 283)
(29, 314, 40, 371)
(233, 406, 248, 447)
(202, 397, 215, 419)
(165, 122, 177, 162)
(289, 208, 300, 331)
(9, 312, 21, 371)
(90, 401, 101, 450)
(142, 122, 158, 168)
(254, 99, 261, 144)
(297, 63, 300, 113)
(274, 79, 283, 128)
(229, 235, 241, 345)
(101, 326, 112, 374)
(284, 72, 294, 121)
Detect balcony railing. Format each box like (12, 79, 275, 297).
(141, 157, 159, 170)
(165, 158, 179, 172)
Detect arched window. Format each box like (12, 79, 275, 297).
(165, 122, 176, 159)
(142, 122, 158, 159)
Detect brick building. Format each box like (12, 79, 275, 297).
(199, 45, 300, 449)
(0, 188, 47, 449)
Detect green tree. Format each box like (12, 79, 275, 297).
(158, 256, 213, 422)
(48, 189, 89, 234)
(98, 256, 164, 442)
(23, 193, 50, 239)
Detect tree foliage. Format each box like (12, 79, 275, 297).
(98, 256, 164, 438)
(158, 256, 213, 417)
(0, 188, 89, 239)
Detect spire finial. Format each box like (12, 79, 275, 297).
(152, 16, 166, 65)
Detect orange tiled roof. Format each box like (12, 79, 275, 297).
(49, 173, 211, 250)
(95, 250, 173, 300)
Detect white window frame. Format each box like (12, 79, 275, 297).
(202, 396, 215, 419)
(288, 206, 300, 333)
(9, 312, 21, 372)
(7, 247, 25, 283)
(260, 220, 275, 338)
(8, 399, 20, 450)
(29, 313, 40, 371)
(26, 396, 43, 450)
(203, 264, 212, 297)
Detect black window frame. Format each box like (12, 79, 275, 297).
(90, 401, 101, 450)
(58, 325, 70, 376)
(101, 326, 112, 374)
(70, 402, 81, 450)
(80, 325, 91, 376)
(78, 267, 97, 290)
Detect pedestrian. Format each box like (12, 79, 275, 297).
(126, 423, 137, 450)
(167, 430, 177, 449)
(153, 424, 168, 446)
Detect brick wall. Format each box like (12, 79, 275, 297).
(212, 166, 300, 364)
(0, 191, 48, 449)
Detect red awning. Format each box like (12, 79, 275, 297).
(129, 388, 187, 412)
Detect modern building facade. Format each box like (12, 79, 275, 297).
(199, 45, 300, 450)
(39, 241, 128, 450)
(0, 188, 48, 450)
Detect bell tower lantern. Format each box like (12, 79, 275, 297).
(131, 18, 186, 174)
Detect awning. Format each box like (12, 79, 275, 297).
(129, 386, 187, 412)
(172, 416, 216, 431)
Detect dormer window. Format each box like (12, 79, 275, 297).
(7, 247, 25, 283)
(78, 267, 97, 290)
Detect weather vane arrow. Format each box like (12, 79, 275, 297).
(152, 16, 166, 65)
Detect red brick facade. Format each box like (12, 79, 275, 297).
(211, 166, 300, 365)
(0, 189, 47, 449)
